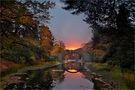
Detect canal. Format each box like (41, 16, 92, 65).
(53, 70, 94, 90)
(5, 61, 94, 90)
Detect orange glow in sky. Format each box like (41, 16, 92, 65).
(66, 48, 78, 50)
(65, 42, 81, 50)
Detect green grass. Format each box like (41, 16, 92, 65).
(123, 72, 135, 89)
(109, 67, 128, 89)
(0, 60, 60, 78)
(90, 62, 135, 90)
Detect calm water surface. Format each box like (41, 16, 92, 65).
(6, 63, 94, 90)
(52, 70, 94, 90)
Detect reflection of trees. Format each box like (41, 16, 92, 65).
(26, 70, 53, 89)
(58, 71, 65, 83)
(50, 68, 65, 83)
(24, 67, 66, 89)
(49, 67, 65, 82)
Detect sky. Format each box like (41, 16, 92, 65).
(49, 0, 93, 50)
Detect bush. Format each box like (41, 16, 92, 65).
(42, 53, 51, 61)
(1, 46, 36, 64)
(123, 72, 135, 89)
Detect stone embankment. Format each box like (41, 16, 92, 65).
(83, 64, 119, 90)
(91, 72, 118, 90)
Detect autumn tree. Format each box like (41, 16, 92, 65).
(0, 0, 55, 63)
(40, 26, 54, 55)
(0, 0, 55, 37)
(50, 41, 65, 57)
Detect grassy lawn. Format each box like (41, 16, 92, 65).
(88, 62, 135, 90)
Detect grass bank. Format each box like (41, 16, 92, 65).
(87, 62, 135, 90)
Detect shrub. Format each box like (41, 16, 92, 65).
(123, 72, 135, 89)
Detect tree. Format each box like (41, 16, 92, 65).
(0, 0, 55, 37)
(0, 0, 55, 63)
(50, 41, 65, 57)
(61, 0, 135, 28)
(22, 0, 55, 25)
(40, 26, 54, 54)
(61, 0, 135, 40)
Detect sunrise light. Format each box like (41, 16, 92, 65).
(65, 42, 81, 50)
(66, 47, 79, 50)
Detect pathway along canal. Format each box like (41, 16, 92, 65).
(5, 61, 94, 90)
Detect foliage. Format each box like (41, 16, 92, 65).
(0, 0, 55, 64)
(50, 41, 65, 56)
(61, 0, 135, 28)
(22, 0, 55, 25)
(90, 63, 135, 89)
(123, 72, 135, 89)
(40, 26, 54, 54)
(1, 35, 35, 62)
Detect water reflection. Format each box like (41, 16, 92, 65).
(52, 70, 94, 90)
(67, 69, 78, 73)
(5, 65, 94, 90)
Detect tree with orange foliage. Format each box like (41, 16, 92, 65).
(40, 26, 54, 54)
(50, 41, 65, 57)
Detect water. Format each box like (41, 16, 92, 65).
(52, 70, 94, 90)
(5, 63, 94, 90)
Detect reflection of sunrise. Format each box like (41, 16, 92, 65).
(68, 69, 78, 73)
(64, 71, 83, 80)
